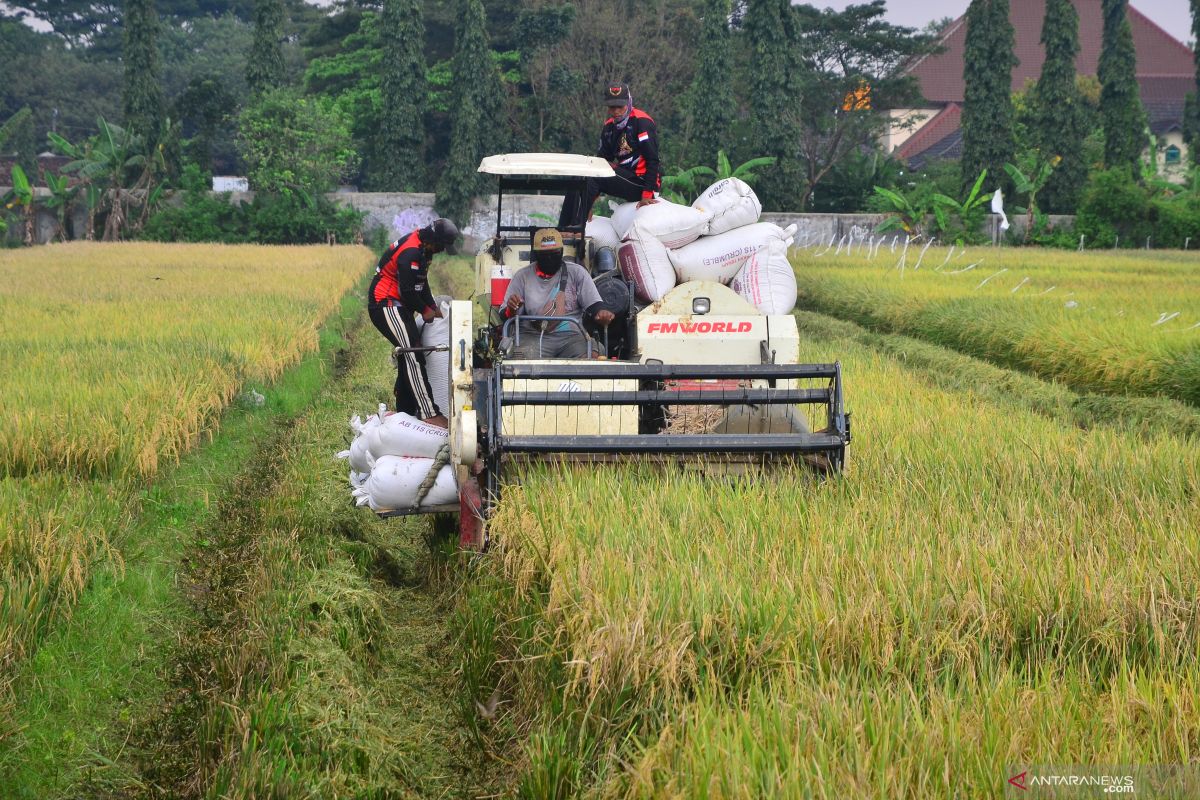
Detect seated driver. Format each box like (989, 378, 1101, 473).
(502, 228, 615, 359)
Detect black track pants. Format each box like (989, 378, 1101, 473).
(368, 303, 441, 418)
(558, 165, 649, 229)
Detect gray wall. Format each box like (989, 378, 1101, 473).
(2, 187, 1078, 248)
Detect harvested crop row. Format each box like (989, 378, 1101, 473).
(791, 247, 1200, 407)
(470, 324, 1200, 797)
(0, 242, 370, 480)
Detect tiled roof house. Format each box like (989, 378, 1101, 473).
(888, 0, 1196, 174)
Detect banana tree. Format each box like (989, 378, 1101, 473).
(932, 169, 990, 245)
(1003, 152, 1059, 239)
(43, 172, 78, 241)
(661, 150, 776, 204)
(49, 119, 155, 241)
(2, 164, 35, 245)
(871, 185, 934, 239)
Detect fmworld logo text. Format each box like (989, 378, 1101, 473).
(645, 321, 754, 334)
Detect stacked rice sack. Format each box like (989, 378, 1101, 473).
(586, 178, 798, 315)
(337, 406, 457, 511)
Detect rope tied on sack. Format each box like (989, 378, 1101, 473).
(410, 442, 451, 511)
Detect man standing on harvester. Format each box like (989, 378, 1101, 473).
(558, 82, 662, 229)
(368, 218, 459, 428)
(502, 228, 614, 359)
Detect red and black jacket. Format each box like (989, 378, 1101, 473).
(597, 108, 661, 201)
(369, 230, 436, 312)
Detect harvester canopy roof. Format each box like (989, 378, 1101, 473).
(478, 153, 615, 178)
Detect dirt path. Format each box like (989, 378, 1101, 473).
(113, 316, 492, 798)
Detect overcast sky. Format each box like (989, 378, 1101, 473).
(818, 0, 1192, 42)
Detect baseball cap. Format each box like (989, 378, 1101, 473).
(531, 228, 564, 252)
(423, 218, 460, 254)
(603, 83, 631, 106)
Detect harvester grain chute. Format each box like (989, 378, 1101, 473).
(374, 153, 851, 548)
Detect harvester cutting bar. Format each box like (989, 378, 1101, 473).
(500, 433, 845, 455)
(502, 388, 831, 406)
(499, 363, 838, 380)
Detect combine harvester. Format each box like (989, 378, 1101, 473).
(375, 154, 851, 547)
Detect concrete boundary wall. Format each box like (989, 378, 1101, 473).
(3, 187, 1073, 247)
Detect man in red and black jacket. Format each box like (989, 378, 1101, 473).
(367, 217, 459, 428)
(559, 83, 662, 229)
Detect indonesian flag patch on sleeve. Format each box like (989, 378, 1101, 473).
(410, 261, 421, 270)
(637, 131, 649, 142)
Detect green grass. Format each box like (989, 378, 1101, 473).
(459, 311, 1200, 798)
(155, 296, 483, 799)
(792, 247, 1200, 407)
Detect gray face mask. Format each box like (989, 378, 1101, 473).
(534, 250, 563, 275)
(610, 103, 631, 128)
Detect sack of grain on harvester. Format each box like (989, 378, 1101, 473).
(728, 230, 799, 315)
(421, 296, 453, 416)
(668, 222, 794, 285)
(617, 234, 676, 303)
(693, 178, 762, 236)
(585, 216, 622, 252)
(338, 405, 387, 473)
(610, 199, 710, 249)
(351, 455, 457, 511)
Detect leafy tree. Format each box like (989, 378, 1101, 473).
(0, 21, 121, 147)
(236, 88, 357, 195)
(43, 171, 78, 241)
(511, 4, 575, 151)
(961, 0, 1015, 197)
(678, 0, 734, 171)
(303, 12, 382, 187)
(790, 1, 934, 210)
(1028, 0, 1087, 212)
(173, 77, 236, 174)
(246, 0, 286, 94)
(122, 0, 166, 147)
(491, 0, 697, 156)
(1098, 0, 1147, 175)
(435, 0, 504, 224)
(0, 107, 38, 180)
(374, 0, 427, 190)
(158, 15, 252, 100)
(743, 0, 803, 211)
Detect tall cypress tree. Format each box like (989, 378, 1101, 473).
(682, 0, 734, 170)
(122, 0, 164, 146)
(435, 0, 504, 225)
(246, 0, 286, 95)
(372, 0, 426, 190)
(744, 0, 803, 211)
(1186, 0, 1200, 166)
(1030, 0, 1086, 212)
(1098, 0, 1147, 175)
(960, 0, 1016, 195)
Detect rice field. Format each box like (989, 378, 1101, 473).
(0, 242, 368, 480)
(0, 242, 369, 696)
(468, 309, 1200, 798)
(790, 246, 1200, 406)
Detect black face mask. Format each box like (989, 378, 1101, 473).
(534, 250, 563, 275)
